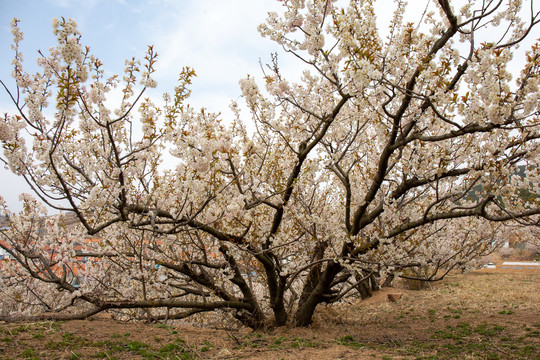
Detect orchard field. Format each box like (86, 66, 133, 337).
(1, 1, 540, 356)
(2, 0, 540, 332)
(1, 264, 538, 360)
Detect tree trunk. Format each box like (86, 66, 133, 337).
(271, 275, 288, 326)
(236, 308, 266, 329)
(294, 290, 321, 327)
(381, 273, 395, 288)
(294, 261, 341, 327)
(355, 271, 373, 300)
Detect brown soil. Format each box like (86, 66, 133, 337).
(1, 264, 539, 360)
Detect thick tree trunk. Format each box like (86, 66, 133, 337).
(294, 241, 330, 325)
(355, 271, 373, 300)
(295, 269, 322, 326)
(294, 290, 321, 327)
(297, 265, 322, 311)
(272, 302, 287, 326)
(271, 275, 288, 326)
(382, 273, 395, 288)
(236, 308, 266, 329)
(294, 261, 341, 327)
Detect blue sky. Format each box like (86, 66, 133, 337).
(0, 0, 287, 113)
(0, 0, 289, 212)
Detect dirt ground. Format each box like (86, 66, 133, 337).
(1, 261, 539, 359)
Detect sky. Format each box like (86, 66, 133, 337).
(0, 0, 287, 106)
(0, 0, 291, 212)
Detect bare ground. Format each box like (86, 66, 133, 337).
(1, 264, 539, 360)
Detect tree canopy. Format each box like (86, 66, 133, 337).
(1, 0, 539, 328)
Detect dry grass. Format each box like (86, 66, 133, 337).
(0, 269, 539, 359)
(340, 270, 539, 319)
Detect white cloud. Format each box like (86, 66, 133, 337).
(148, 0, 291, 117)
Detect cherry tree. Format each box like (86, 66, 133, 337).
(1, 0, 539, 328)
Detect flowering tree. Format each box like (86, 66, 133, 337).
(1, 0, 539, 328)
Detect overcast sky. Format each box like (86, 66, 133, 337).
(0, 0, 291, 212)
